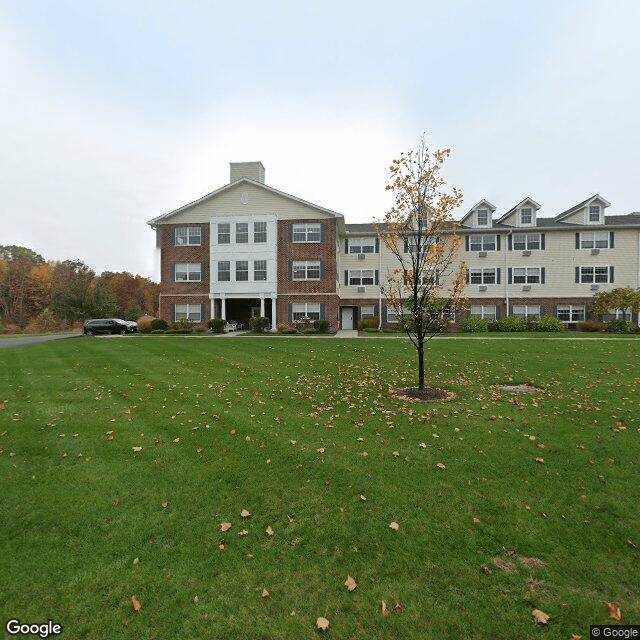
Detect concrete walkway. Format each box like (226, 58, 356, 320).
(334, 330, 359, 338)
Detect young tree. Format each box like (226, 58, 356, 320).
(374, 138, 466, 392)
(592, 287, 640, 322)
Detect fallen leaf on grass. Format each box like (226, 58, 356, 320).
(493, 557, 513, 572)
(132, 446, 142, 452)
(531, 609, 549, 624)
(241, 509, 251, 518)
(535, 457, 545, 464)
(607, 601, 621, 621)
(261, 588, 269, 599)
(316, 617, 330, 631)
(381, 601, 391, 616)
(570, 635, 582, 640)
(131, 595, 142, 612)
(220, 522, 232, 532)
(344, 575, 357, 591)
(436, 462, 445, 469)
(389, 521, 400, 531)
(266, 526, 274, 537)
(238, 529, 248, 537)
(316, 448, 325, 454)
(359, 495, 367, 501)
(520, 556, 545, 568)
(473, 517, 480, 524)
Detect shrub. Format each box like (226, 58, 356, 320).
(495, 316, 528, 332)
(362, 327, 379, 333)
(249, 316, 271, 333)
(534, 316, 565, 332)
(208, 318, 226, 334)
(302, 328, 319, 334)
(460, 316, 489, 333)
(195, 327, 206, 333)
(314, 319, 331, 333)
(276, 324, 287, 333)
(358, 317, 379, 330)
(280, 328, 298, 334)
(606, 318, 636, 334)
(150, 318, 168, 331)
(577, 320, 605, 332)
(151, 329, 166, 334)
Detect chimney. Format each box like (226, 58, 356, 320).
(229, 162, 265, 184)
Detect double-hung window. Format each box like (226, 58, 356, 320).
(218, 223, 231, 244)
(512, 305, 541, 319)
(513, 233, 541, 251)
(512, 267, 541, 284)
(254, 260, 267, 281)
(174, 227, 201, 246)
(589, 205, 601, 223)
(469, 267, 497, 285)
(236, 261, 249, 281)
(292, 303, 321, 320)
(254, 222, 267, 243)
(349, 237, 376, 253)
(469, 305, 497, 320)
(236, 223, 249, 243)
(174, 263, 201, 282)
(520, 208, 533, 225)
(217, 261, 230, 282)
(579, 232, 610, 249)
(476, 209, 488, 226)
(360, 305, 375, 318)
(579, 266, 611, 284)
(556, 305, 585, 322)
(175, 304, 202, 322)
(469, 235, 496, 252)
(292, 261, 321, 280)
(292, 223, 321, 242)
(349, 269, 375, 286)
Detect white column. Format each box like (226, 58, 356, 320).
(271, 296, 277, 332)
(221, 294, 226, 321)
(260, 292, 265, 317)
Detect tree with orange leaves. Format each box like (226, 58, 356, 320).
(374, 137, 467, 392)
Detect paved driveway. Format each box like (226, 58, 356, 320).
(0, 334, 82, 348)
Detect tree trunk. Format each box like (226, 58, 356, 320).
(417, 337, 425, 390)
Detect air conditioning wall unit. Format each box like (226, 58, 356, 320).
(357, 253, 366, 260)
(522, 285, 531, 291)
(522, 250, 531, 256)
(478, 251, 487, 258)
(590, 284, 599, 290)
(591, 248, 600, 255)
(478, 285, 487, 291)
(357, 286, 366, 293)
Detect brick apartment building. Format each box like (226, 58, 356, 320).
(147, 162, 640, 330)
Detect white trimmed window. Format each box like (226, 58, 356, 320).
(386, 308, 397, 323)
(512, 305, 541, 319)
(217, 261, 230, 282)
(174, 263, 202, 282)
(217, 223, 230, 244)
(469, 235, 497, 251)
(175, 304, 202, 322)
(579, 266, 611, 284)
(292, 302, 321, 320)
(349, 269, 375, 286)
(292, 261, 321, 280)
(360, 305, 375, 318)
(175, 227, 201, 246)
(292, 223, 321, 242)
(254, 221, 267, 243)
(469, 305, 497, 320)
(476, 209, 488, 226)
(470, 267, 497, 285)
(236, 223, 249, 243)
(556, 305, 585, 322)
(520, 208, 533, 225)
(236, 261, 249, 282)
(513, 233, 541, 250)
(579, 232, 611, 249)
(254, 260, 267, 281)
(513, 267, 541, 284)
(588, 205, 601, 223)
(349, 237, 376, 253)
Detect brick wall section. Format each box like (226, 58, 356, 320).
(159, 223, 210, 323)
(277, 294, 340, 330)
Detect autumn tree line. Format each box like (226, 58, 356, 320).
(0, 245, 159, 333)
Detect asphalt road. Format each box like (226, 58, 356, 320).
(0, 334, 83, 348)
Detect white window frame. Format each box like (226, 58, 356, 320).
(348, 269, 374, 286)
(254, 221, 267, 243)
(469, 305, 497, 320)
(254, 260, 267, 281)
(360, 305, 375, 318)
(386, 308, 397, 323)
(579, 231, 610, 249)
(292, 260, 321, 280)
(579, 266, 610, 284)
(588, 205, 601, 223)
(513, 267, 541, 284)
(174, 263, 202, 282)
(520, 207, 533, 225)
(292, 223, 321, 243)
(512, 305, 541, 319)
(513, 233, 541, 251)
(469, 234, 497, 252)
(292, 302, 321, 320)
(217, 223, 231, 244)
(175, 227, 201, 246)
(470, 267, 497, 285)
(236, 261, 249, 282)
(175, 304, 202, 322)
(556, 305, 585, 322)
(236, 222, 249, 244)
(476, 209, 488, 226)
(217, 261, 230, 282)
(349, 237, 376, 254)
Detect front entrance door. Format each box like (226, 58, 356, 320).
(342, 307, 354, 330)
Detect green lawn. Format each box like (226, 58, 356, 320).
(1, 336, 638, 639)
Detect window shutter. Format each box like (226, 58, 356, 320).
(610, 266, 615, 283)
(575, 233, 580, 249)
(202, 263, 208, 282)
(541, 267, 545, 284)
(465, 269, 469, 284)
(495, 305, 501, 319)
(465, 236, 469, 251)
(172, 228, 177, 245)
(539, 305, 546, 317)
(320, 261, 325, 279)
(320, 304, 326, 320)
(540, 233, 545, 250)
(496, 235, 501, 251)
(345, 239, 349, 254)
(172, 305, 177, 322)
(344, 270, 348, 286)
(496, 268, 501, 285)
(200, 304, 206, 322)
(288, 225, 293, 242)
(374, 304, 379, 318)
(610, 231, 615, 248)
(288, 262, 293, 280)
(552, 305, 558, 318)
(382, 305, 387, 323)
(171, 264, 176, 281)
(375, 270, 379, 285)
(288, 303, 293, 322)
(508, 234, 512, 251)
(508, 268, 512, 284)
(320, 223, 326, 243)
(404, 239, 409, 253)
(509, 304, 513, 316)
(575, 267, 580, 283)
(375, 238, 380, 253)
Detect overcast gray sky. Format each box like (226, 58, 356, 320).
(1, 0, 639, 279)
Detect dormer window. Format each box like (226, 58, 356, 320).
(520, 208, 533, 225)
(476, 209, 488, 226)
(589, 205, 601, 223)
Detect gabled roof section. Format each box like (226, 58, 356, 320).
(459, 199, 497, 225)
(496, 196, 541, 224)
(147, 178, 344, 227)
(554, 194, 611, 222)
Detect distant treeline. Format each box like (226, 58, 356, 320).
(0, 245, 159, 332)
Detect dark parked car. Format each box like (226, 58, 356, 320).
(83, 318, 134, 336)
